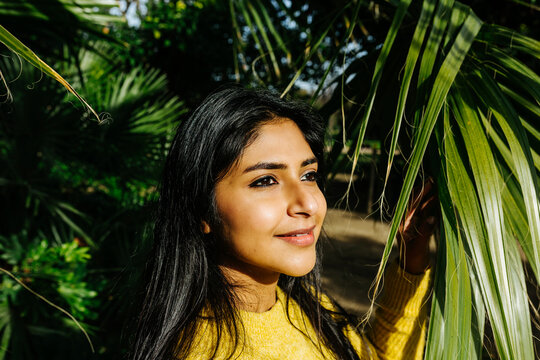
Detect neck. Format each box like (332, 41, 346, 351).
(219, 263, 280, 313)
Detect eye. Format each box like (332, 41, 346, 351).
(249, 176, 278, 188)
(301, 171, 319, 182)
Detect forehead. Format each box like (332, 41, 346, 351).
(239, 118, 314, 164)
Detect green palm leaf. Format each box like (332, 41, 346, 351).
(467, 70, 540, 280)
(369, 5, 482, 319)
(384, 0, 440, 186)
(448, 85, 534, 359)
(347, 0, 412, 184)
(0, 24, 101, 122)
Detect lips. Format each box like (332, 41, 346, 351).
(275, 226, 316, 246)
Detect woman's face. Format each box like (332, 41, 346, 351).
(214, 118, 327, 281)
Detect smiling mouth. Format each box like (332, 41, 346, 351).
(275, 227, 316, 246)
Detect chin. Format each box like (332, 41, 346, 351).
(280, 254, 317, 277)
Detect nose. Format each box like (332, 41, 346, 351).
(286, 183, 321, 217)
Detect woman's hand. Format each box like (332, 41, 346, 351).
(397, 178, 439, 274)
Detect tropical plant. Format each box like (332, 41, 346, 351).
(0, 43, 184, 239)
(0, 44, 185, 358)
(115, 0, 236, 106)
(0, 0, 119, 56)
(0, 0, 122, 123)
(230, 0, 539, 358)
(0, 235, 99, 359)
(0, 2, 191, 358)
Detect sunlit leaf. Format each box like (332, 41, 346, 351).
(0, 24, 100, 122)
(369, 6, 482, 321)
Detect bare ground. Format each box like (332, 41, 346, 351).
(321, 208, 394, 316)
(321, 208, 437, 316)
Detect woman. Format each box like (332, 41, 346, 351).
(132, 87, 435, 360)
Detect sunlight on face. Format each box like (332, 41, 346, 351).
(214, 118, 327, 282)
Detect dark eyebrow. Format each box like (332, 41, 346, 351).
(301, 157, 318, 167)
(243, 162, 287, 173)
(243, 157, 318, 173)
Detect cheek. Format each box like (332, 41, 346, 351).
(314, 188, 327, 222)
(244, 199, 281, 226)
(308, 189, 327, 241)
(218, 195, 282, 244)
(318, 191, 327, 216)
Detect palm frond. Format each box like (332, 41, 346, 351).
(0, 24, 101, 122)
(369, 5, 482, 320)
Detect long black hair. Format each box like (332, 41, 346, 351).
(131, 87, 361, 360)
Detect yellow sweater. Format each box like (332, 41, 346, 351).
(188, 261, 432, 359)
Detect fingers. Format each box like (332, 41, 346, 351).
(419, 194, 439, 231)
(409, 177, 434, 212)
(398, 177, 439, 274)
(416, 196, 438, 240)
(400, 178, 438, 241)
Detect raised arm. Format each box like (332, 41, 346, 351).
(365, 179, 438, 359)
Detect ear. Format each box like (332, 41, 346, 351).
(201, 220, 211, 234)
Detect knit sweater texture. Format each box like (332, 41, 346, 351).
(187, 261, 432, 359)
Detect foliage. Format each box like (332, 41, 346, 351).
(0, 45, 184, 240)
(0, 2, 184, 358)
(0, 42, 184, 357)
(114, 0, 236, 106)
(0, 235, 100, 359)
(0, 24, 101, 122)
(0, 1, 123, 122)
(0, 0, 120, 60)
